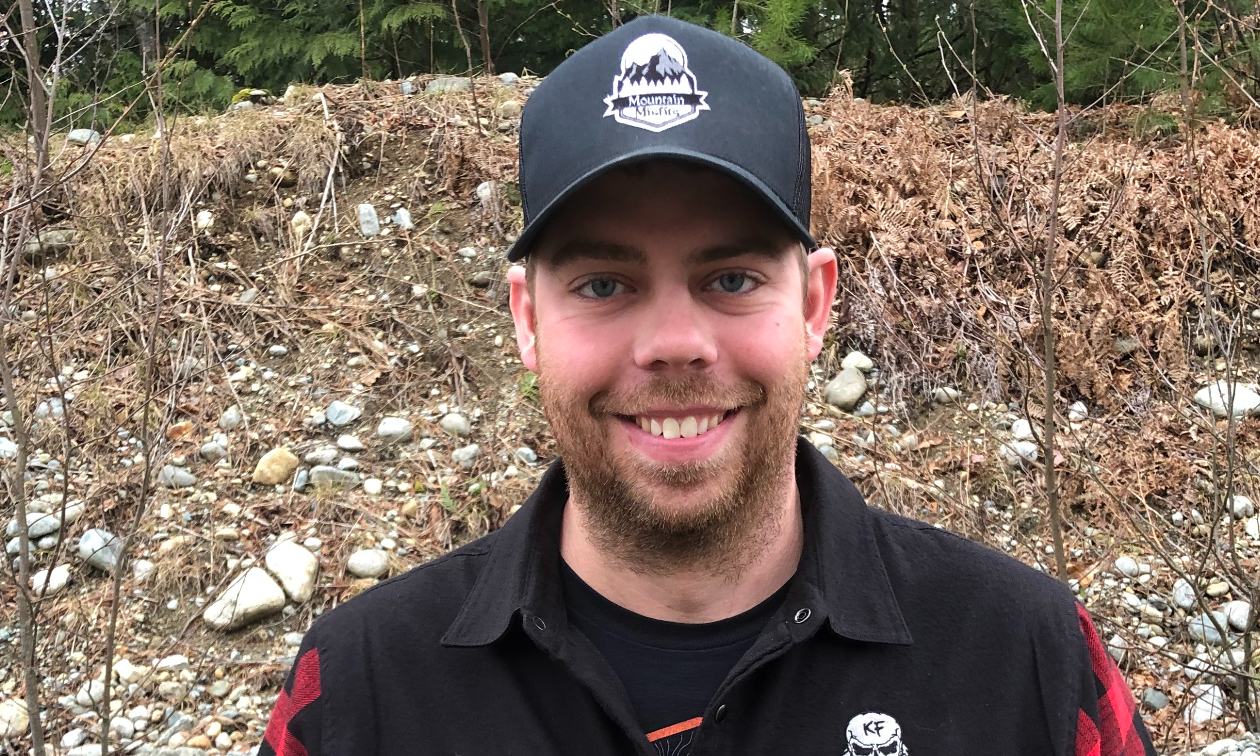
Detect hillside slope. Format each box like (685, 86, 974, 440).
(1, 74, 1258, 754)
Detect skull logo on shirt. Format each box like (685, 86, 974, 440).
(845, 712, 907, 756)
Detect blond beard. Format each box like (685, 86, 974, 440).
(537, 340, 807, 577)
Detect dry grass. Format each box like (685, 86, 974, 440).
(811, 96, 1260, 408)
(4, 76, 1260, 749)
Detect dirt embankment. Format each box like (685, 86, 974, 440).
(1, 75, 1258, 753)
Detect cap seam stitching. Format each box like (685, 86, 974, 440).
(792, 94, 807, 219)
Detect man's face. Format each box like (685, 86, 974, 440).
(508, 162, 837, 571)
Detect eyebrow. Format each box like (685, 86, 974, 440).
(682, 238, 795, 266)
(541, 241, 646, 270)
(540, 237, 795, 270)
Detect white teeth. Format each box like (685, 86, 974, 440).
(680, 416, 698, 438)
(635, 412, 730, 438)
(662, 417, 681, 439)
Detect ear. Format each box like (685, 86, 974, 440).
(507, 265, 539, 371)
(804, 248, 838, 361)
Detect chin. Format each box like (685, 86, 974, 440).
(633, 475, 741, 519)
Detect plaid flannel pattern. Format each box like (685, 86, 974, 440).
(260, 648, 322, 756)
(1075, 603, 1157, 756)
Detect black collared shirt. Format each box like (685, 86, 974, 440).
(260, 439, 1155, 756)
(561, 557, 791, 751)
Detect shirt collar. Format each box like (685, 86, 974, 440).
(792, 436, 912, 644)
(441, 437, 911, 647)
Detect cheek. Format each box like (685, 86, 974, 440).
(538, 315, 631, 389)
(719, 314, 802, 379)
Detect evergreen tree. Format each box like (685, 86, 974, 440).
(4, 0, 1259, 128)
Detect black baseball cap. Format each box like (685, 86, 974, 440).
(507, 15, 815, 261)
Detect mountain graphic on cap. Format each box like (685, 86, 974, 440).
(624, 49, 687, 86)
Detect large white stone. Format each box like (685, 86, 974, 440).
(998, 440, 1039, 465)
(1113, 556, 1139, 579)
(1173, 578, 1197, 609)
(1188, 611, 1229, 646)
(347, 549, 389, 579)
(823, 368, 867, 410)
(1203, 739, 1240, 756)
(1185, 684, 1226, 723)
(1223, 600, 1253, 632)
(67, 128, 102, 145)
(452, 444, 481, 467)
(308, 465, 358, 489)
(133, 559, 156, 582)
(155, 654, 189, 671)
(358, 203, 380, 236)
(157, 464, 196, 488)
(1068, 401, 1089, 422)
(113, 658, 146, 685)
(840, 351, 874, 371)
(0, 698, 28, 740)
(377, 417, 413, 444)
(218, 405, 245, 430)
(305, 447, 339, 465)
(75, 679, 105, 707)
(202, 568, 286, 630)
(1011, 418, 1035, 441)
(336, 434, 364, 452)
(265, 541, 319, 603)
(325, 400, 362, 426)
(439, 413, 471, 437)
(6, 501, 84, 539)
(30, 563, 70, 597)
(1194, 381, 1260, 418)
(78, 528, 123, 573)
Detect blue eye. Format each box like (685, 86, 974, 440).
(579, 278, 622, 298)
(709, 273, 755, 293)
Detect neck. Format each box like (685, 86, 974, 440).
(559, 473, 804, 624)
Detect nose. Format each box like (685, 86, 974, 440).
(633, 285, 718, 371)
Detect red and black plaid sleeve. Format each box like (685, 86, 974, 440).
(1074, 603, 1156, 756)
(259, 647, 323, 756)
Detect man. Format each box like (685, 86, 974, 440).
(260, 16, 1156, 756)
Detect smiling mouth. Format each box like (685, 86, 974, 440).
(616, 409, 738, 439)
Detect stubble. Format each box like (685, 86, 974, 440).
(538, 343, 807, 577)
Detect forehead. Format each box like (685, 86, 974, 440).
(528, 160, 798, 269)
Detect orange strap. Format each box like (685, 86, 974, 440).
(645, 717, 704, 742)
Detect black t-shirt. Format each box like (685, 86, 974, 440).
(560, 559, 790, 755)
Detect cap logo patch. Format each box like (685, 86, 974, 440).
(603, 33, 709, 132)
